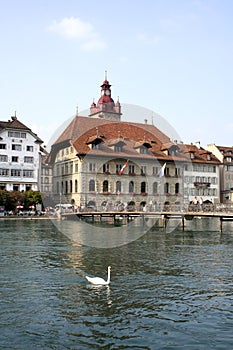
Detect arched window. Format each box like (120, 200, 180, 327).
(141, 181, 146, 193)
(103, 180, 108, 193)
(153, 182, 158, 194)
(129, 181, 134, 193)
(89, 179, 95, 192)
(116, 181, 121, 193)
(164, 182, 169, 194)
(175, 183, 179, 194)
(65, 180, 68, 194)
(70, 180, 73, 193)
(75, 179, 78, 193)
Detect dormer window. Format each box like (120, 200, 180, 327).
(207, 154, 211, 161)
(115, 145, 122, 152)
(140, 146, 148, 154)
(86, 135, 104, 149)
(92, 143, 100, 149)
(108, 139, 126, 152)
(190, 152, 195, 159)
(134, 141, 151, 154)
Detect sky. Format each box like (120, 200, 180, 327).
(0, 0, 233, 148)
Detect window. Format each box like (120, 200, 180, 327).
(153, 182, 158, 193)
(65, 181, 68, 194)
(116, 164, 122, 174)
(75, 163, 78, 173)
(103, 163, 110, 173)
(89, 163, 96, 172)
(23, 170, 33, 177)
(153, 166, 159, 175)
(116, 181, 121, 193)
(164, 182, 169, 194)
(25, 184, 32, 191)
(141, 166, 146, 175)
(0, 155, 8, 162)
(175, 183, 180, 194)
(190, 152, 195, 159)
(24, 156, 34, 163)
(0, 144, 6, 149)
(140, 147, 148, 154)
(103, 180, 109, 193)
(11, 169, 21, 177)
(8, 131, 26, 138)
(165, 167, 169, 176)
(12, 144, 22, 151)
(92, 143, 99, 149)
(115, 145, 122, 152)
(75, 179, 78, 192)
(129, 181, 134, 193)
(44, 177, 49, 184)
(175, 168, 181, 176)
(141, 181, 146, 193)
(129, 165, 135, 174)
(8, 131, 20, 138)
(0, 169, 9, 176)
(89, 180, 95, 192)
(26, 145, 34, 152)
(70, 180, 73, 193)
(12, 156, 18, 162)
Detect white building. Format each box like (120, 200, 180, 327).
(181, 143, 220, 204)
(0, 115, 43, 192)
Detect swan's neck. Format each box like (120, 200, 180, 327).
(106, 268, 111, 284)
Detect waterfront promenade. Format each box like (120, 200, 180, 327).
(2, 204, 233, 232)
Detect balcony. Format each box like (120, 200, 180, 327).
(194, 182, 211, 189)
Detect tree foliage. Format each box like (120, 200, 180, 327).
(0, 190, 42, 211)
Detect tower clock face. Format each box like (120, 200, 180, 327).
(105, 89, 110, 96)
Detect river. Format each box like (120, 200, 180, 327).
(1, 218, 233, 349)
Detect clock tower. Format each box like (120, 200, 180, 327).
(89, 73, 122, 121)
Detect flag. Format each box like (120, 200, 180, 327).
(158, 163, 166, 178)
(119, 159, 129, 175)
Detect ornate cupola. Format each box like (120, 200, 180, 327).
(89, 72, 122, 121)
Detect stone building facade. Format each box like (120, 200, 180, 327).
(49, 76, 221, 210)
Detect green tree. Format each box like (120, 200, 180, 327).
(23, 190, 42, 209)
(0, 190, 10, 209)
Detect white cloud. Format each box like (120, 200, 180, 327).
(137, 32, 161, 45)
(48, 16, 106, 51)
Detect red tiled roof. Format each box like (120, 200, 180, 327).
(52, 115, 171, 147)
(49, 115, 220, 165)
(178, 143, 220, 164)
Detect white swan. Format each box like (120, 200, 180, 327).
(85, 266, 111, 285)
